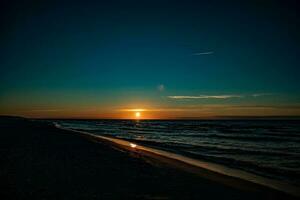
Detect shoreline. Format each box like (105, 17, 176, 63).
(54, 123, 300, 198)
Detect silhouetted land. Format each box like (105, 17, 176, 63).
(0, 116, 298, 199)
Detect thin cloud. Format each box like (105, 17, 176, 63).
(119, 105, 300, 112)
(168, 93, 273, 100)
(118, 108, 187, 112)
(251, 93, 272, 97)
(28, 109, 61, 112)
(168, 95, 242, 99)
(118, 109, 147, 112)
(192, 51, 214, 55)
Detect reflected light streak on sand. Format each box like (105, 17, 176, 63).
(130, 143, 137, 148)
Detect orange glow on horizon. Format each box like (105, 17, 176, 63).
(3, 105, 300, 119)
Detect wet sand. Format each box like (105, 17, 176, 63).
(0, 117, 298, 199)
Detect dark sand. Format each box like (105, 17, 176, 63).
(0, 117, 298, 199)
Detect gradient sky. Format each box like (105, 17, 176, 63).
(1, 0, 300, 119)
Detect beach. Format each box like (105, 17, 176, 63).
(0, 117, 298, 199)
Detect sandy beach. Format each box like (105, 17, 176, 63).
(0, 117, 298, 200)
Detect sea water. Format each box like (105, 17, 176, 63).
(54, 119, 300, 187)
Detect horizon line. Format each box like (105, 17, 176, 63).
(2, 115, 300, 120)
(30, 116, 300, 120)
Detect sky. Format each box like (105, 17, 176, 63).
(0, 0, 300, 119)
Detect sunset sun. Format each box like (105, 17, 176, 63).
(135, 112, 141, 118)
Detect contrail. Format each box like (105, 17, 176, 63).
(192, 51, 214, 55)
(168, 95, 242, 99)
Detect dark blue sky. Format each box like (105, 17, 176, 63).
(1, 0, 299, 118)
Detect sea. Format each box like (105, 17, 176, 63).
(53, 119, 300, 187)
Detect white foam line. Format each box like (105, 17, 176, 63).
(54, 123, 300, 197)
